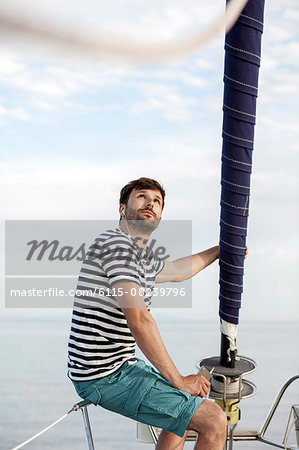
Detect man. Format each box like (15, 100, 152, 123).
(68, 177, 227, 449)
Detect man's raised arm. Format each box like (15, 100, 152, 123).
(113, 280, 210, 398)
(156, 245, 219, 283)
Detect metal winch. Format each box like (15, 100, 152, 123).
(197, 353, 257, 449)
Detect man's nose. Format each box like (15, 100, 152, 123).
(146, 198, 154, 208)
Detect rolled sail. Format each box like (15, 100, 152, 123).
(219, 0, 265, 354)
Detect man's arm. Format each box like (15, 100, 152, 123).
(114, 281, 210, 397)
(156, 245, 219, 283)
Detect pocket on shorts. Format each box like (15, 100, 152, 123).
(123, 372, 156, 416)
(143, 382, 191, 419)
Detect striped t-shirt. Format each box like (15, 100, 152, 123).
(67, 228, 165, 381)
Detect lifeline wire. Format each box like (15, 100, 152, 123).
(11, 412, 70, 450)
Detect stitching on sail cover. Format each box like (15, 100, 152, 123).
(224, 74, 258, 91)
(220, 219, 247, 231)
(226, 42, 261, 60)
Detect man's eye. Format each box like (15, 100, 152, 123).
(138, 194, 144, 198)
(155, 199, 161, 204)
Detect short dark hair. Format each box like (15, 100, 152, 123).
(119, 177, 165, 209)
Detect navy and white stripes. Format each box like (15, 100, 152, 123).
(68, 228, 164, 381)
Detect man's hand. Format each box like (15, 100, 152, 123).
(244, 245, 248, 259)
(177, 374, 210, 398)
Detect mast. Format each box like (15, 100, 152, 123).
(198, 7, 265, 439)
(219, 0, 265, 367)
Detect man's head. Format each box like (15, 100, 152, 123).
(119, 177, 165, 234)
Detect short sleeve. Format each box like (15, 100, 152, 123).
(100, 235, 141, 287)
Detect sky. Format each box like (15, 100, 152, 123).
(0, 0, 298, 322)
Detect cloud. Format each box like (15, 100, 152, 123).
(258, 0, 299, 112)
(264, 25, 292, 44)
(129, 82, 198, 121)
(0, 129, 224, 226)
(0, 49, 122, 97)
(0, 103, 31, 121)
(0, 47, 207, 125)
(154, 70, 206, 88)
(204, 94, 222, 112)
(0, 48, 131, 124)
(283, 6, 299, 23)
(31, 100, 56, 112)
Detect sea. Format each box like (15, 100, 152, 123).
(0, 316, 298, 450)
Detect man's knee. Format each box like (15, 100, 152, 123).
(188, 400, 227, 438)
(156, 428, 187, 450)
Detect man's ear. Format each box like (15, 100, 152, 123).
(119, 204, 126, 218)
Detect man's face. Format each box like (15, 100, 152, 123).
(120, 188, 163, 234)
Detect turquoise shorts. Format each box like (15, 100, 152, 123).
(72, 359, 204, 438)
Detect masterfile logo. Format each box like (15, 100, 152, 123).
(25, 236, 170, 264)
(26, 240, 87, 262)
(5, 220, 192, 308)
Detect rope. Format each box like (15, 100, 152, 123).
(10, 409, 75, 450)
(212, 377, 241, 395)
(0, 0, 248, 62)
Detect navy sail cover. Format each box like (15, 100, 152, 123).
(219, 0, 265, 325)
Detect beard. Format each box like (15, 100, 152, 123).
(124, 206, 160, 235)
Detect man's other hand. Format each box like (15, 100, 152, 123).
(244, 245, 248, 259)
(178, 374, 210, 397)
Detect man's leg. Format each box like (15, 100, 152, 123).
(187, 399, 227, 450)
(156, 429, 188, 450)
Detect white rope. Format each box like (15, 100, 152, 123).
(212, 377, 241, 394)
(11, 412, 69, 450)
(0, 0, 248, 62)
